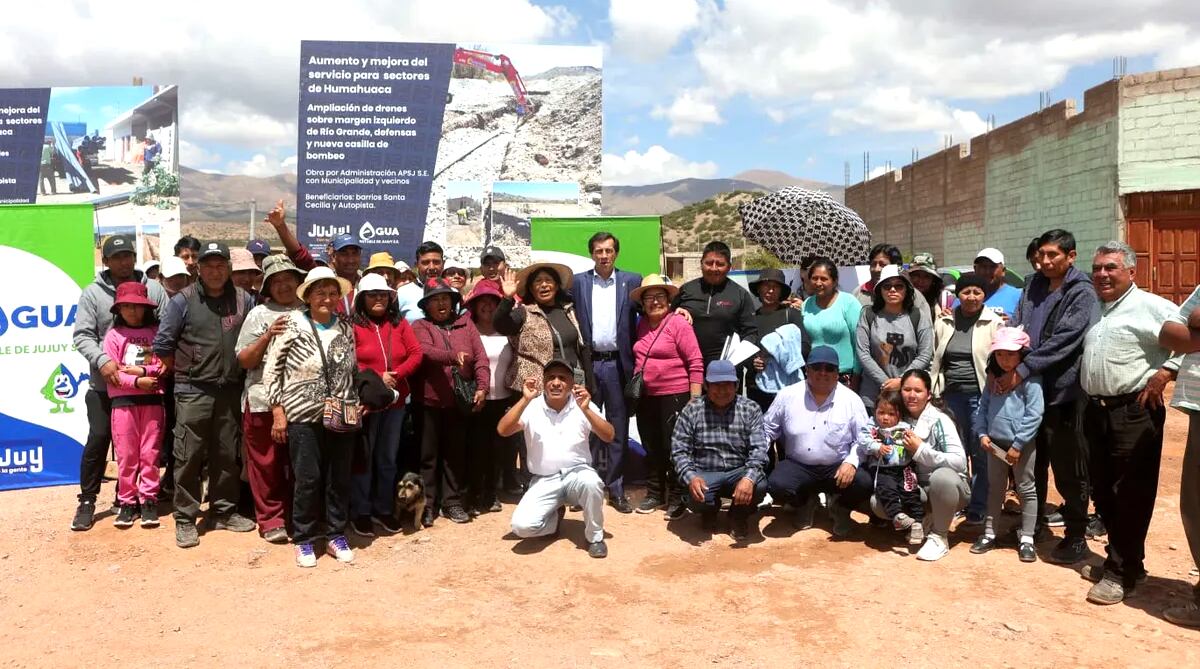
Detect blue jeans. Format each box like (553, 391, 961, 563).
(351, 405, 407, 518)
(943, 390, 985, 519)
(685, 467, 766, 515)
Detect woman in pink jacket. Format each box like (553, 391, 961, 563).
(630, 275, 703, 519)
(102, 282, 165, 529)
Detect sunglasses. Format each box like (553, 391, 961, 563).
(880, 282, 906, 293)
(808, 363, 838, 373)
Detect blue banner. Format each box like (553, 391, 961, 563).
(297, 40, 454, 259)
(0, 88, 51, 204)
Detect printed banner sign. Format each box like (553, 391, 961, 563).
(0, 204, 94, 490)
(297, 40, 602, 268)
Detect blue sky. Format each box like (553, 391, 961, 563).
(2, 1, 1197, 186)
(47, 86, 158, 136)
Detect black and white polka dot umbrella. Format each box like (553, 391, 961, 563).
(738, 187, 872, 266)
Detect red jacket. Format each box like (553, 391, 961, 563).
(412, 312, 490, 409)
(353, 317, 422, 409)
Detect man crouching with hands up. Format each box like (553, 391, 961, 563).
(498, 359, 615, 558)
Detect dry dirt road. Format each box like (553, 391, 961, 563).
(2, 405, 1198, 667)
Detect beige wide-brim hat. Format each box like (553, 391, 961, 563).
(516, 262, 573, 297)
(631, 274, 679, 304)
(297, 266, 353, 301)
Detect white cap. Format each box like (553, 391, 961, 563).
(394, 261, 414, 274)
(975, 247, 1004, 265)
(160, 256, 188, 278)
(139, 259, 160, 273)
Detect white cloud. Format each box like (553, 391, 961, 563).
(609, 0, 700, 61)
(178, 139, 221, 168)
(0, 0, 575, 173)
(624, 134, 640, 146)
(663, 0, 1200, 138)
(830, 87, 988, 140)
(602, 145, 718, 186)
(226, 153, 297, 178)
(1155, 38, 1200, 69)
(61, 103, 85, 115)
(868, 165, 891, 179)
(651, 88, 722, 136)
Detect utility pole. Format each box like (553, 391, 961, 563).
(249, 199, 257, 240)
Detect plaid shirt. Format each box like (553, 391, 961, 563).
(671, 395, 769, 485)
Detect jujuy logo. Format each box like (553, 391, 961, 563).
(0, 303, 78, 337)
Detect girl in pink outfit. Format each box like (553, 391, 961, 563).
(102, 282, 165, 529)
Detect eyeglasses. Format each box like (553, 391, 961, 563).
(641, 292, 669, 303)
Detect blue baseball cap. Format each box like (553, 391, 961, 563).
(246, 239, 271, 257)
(705, 360, 738, 384)
(332, 233, 361, 251)
(806, 346, 840, 369)
(311, 249, 330, 266)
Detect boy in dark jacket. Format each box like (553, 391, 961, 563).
(1005, 229, 1100, 565)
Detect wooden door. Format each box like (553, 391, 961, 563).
(1152, 220, 1200, 304)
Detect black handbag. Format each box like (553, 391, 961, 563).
(439, 327, 478, 415)
(624, 314, 672, 412)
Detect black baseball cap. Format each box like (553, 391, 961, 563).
(102, 235, 135, 259)
(481, 246, 506, 262)
(198, 241, 231, 260)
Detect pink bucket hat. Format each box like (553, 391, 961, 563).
(989, 326, 1031, 354)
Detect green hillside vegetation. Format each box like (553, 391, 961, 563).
(662, 190, 764, 250)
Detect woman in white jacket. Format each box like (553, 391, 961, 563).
(929, 272, 1002, 525)
(860, 368, 970, 562)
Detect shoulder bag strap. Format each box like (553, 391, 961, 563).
(636, 313, 672, 375)
(305, 315, 334, 395)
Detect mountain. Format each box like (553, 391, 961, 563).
(603, 172, 842, 216)
(180, 165, 297, 223)
(526, 65, 601, 81)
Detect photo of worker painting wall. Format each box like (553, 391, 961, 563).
(0, 85, 180, 271)
(425, 43, 601, 268)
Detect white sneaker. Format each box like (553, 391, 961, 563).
(757, 492, 774, 509)
(295, 543, 317, 568)
(916, 533, 949, 561)
(327, 534, 355, 563)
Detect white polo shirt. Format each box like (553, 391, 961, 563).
(520, 396, 597, 476)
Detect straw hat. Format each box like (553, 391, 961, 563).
(516, 262, 573, 297)
(365, 251, 399, 281)
(630, 274, 679, 304)
(297, 266, 352, 301)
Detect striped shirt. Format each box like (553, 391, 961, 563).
(1080, 285, 1180, 397)
(1170, 285, 1200, 412)
(261, 310, 357, 423)
(671, 395, 769, 484)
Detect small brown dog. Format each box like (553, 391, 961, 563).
(395, 472, 426, 532)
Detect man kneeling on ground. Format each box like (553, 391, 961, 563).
(671, 359, 769, 540)
(499, 359, 615, 558)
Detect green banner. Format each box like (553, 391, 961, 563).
(530, 216, 661, 278)
(0, 204, 94, 490)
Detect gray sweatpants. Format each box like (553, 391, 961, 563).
(1184, 413, 1200, 603)
(511, 464, 605, 544)
(985, 440, 1037, 539)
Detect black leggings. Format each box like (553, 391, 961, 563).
(421, 405, 467, 510)
(635, 392, 690, 504)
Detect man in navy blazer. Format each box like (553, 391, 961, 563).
(571, 232, 643, 513)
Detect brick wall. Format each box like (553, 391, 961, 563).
(846, 79, 1124, 268)
(1119, 66, 1200, 195)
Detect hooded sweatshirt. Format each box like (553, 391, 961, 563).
(973, 375, 1044, 452)
(1013, 266, 1098, 406)
(73, 269, 170, 393)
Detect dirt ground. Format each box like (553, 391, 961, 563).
(2, 399, 1198, 667)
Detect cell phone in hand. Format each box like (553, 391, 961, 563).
(573, 366, 587, 386)
(886, 332, 904, 346)
(990, 443, 1009, 460)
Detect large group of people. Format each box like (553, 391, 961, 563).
(66, 208, 1200, 628)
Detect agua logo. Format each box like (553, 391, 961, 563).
(311, 224, 351, 237)
(41, 362, 88, 413)
(359, 221, 400, 241)
(0, 303, 78, 337)
(0, 445, 44, 474)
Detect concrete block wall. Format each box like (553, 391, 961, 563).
(846, 79, 1123, 268)
(1120, 66, 1200, 194)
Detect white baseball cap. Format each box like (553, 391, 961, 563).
(160, 256, 189, 278)
(975, 247, 1005, 265)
